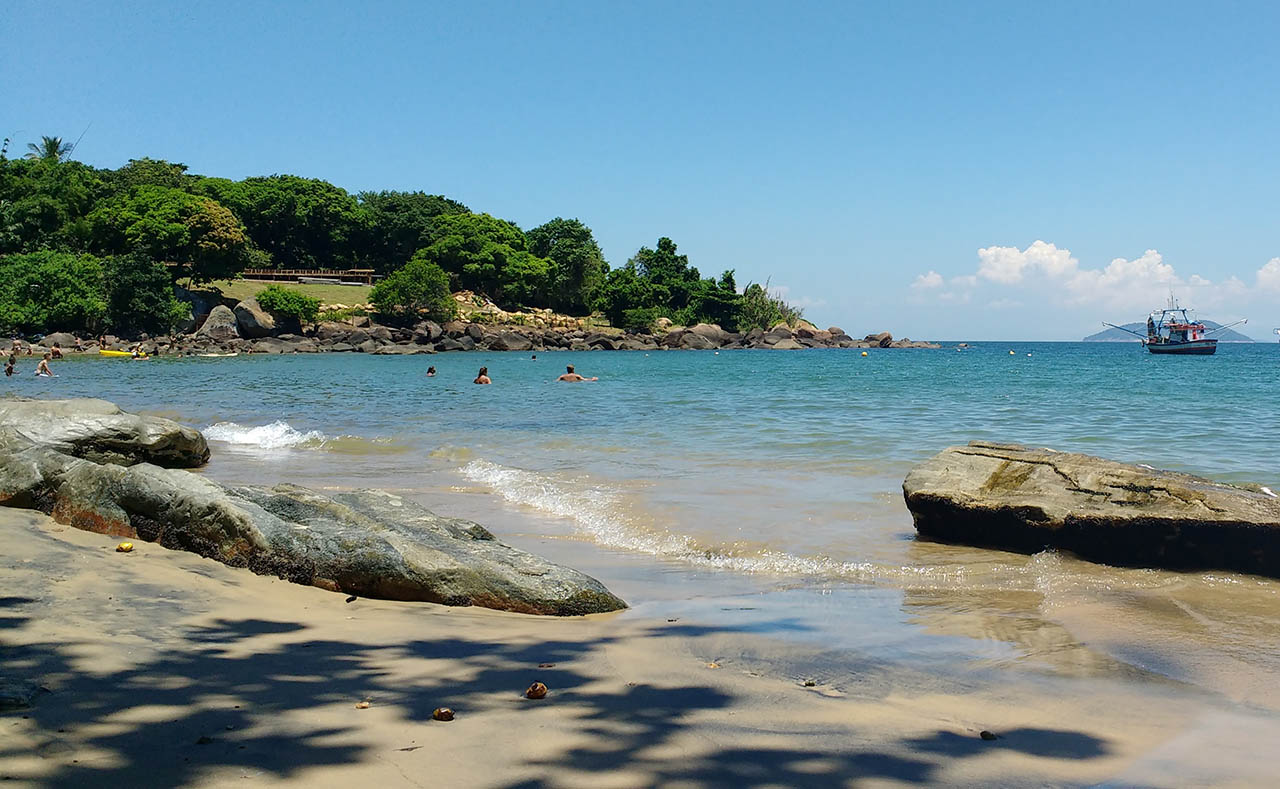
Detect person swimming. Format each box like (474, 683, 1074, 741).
(557, 364, 597, 382)
(4, 355, 14, 377)
(426, 366, 436, 377)
(473, 366, 491, 385)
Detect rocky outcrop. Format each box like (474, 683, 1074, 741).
(198, 305, 241, 341)
(903, 441, 1280, 578)
(0, 397, 208, 467)
(0, 402, 626, 615)
(233, 298, 276, 339)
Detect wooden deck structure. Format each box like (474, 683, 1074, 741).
(239, 268, 379, 285)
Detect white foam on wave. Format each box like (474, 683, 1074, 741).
(459, 458, 1008, 588)
(204, 420, 326, 450)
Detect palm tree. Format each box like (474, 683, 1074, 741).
(24, 136, 74, 162)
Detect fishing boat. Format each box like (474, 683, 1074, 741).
(1103, 297, 1246, 356)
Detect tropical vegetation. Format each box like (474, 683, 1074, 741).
(0, 132, 801, 336)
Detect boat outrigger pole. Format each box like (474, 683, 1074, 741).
(1101, 322, 1148, 339)
(1203, 318, 1247, 335)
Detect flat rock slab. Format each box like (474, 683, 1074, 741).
(0, 397, 208, 468)
(903, 441, 1280, 578)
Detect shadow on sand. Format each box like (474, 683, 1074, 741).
(1, 596, 1112, 788)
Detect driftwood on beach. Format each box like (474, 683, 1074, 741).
(0, 397, 626, 615)
(903, 441, 1280, 578)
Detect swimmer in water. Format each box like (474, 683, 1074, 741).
(35, 353, 53, 377)
(556, 364, 597, 382)
(426, 366, 436, 377)
(473, 366, 491, 385)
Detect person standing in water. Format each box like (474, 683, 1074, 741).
(4, 355, 15, 377)
(35, 353, 53, 377)
(473, 366, 491, 384)
(557, 364, 597, 382)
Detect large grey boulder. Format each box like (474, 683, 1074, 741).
(865, 331, 893, 348)
(0, 397, 208, 467)
(198, 305, 241, 341)
(903, 441, 1280, 578)
(0, 428, 625, 615)
(233, 298, 276, 339)
(43, 332, 79, 349)
(489, 331, 533, 352)
(687, 323, 727, 345)
(679, 332, 716, 350)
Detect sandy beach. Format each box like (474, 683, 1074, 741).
(5, 506, 1279, 788)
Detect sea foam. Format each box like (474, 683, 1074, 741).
(204, 420, 326, 449)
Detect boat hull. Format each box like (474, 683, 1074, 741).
(1146, 339, 1217, 355)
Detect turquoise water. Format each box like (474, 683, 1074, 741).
(12, 342, 1280, 701)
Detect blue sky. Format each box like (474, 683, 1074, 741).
(3, 1, 1278, 339)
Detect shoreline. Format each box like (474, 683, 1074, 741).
(7, 506, 1277, 787)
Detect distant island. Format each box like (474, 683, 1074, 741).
(1083, 319, 1254, 343)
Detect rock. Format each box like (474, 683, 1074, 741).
(465, 324, 485, 341)
(490, 331, 533, 352)
(0, 427, 627, 615)
(585, 333, 620, 351)
(827, 326, 845, 337)
(435, 337, 466, 352)
(371, 345, 431, 355)
(197, 305, 241, 341)
(679, 332, 717, 350)
(0, 397, 208, 467)
(865, 331, 893, 348)
(771, 338, 804, 350)
(315, 322, 348, 341)
(980, 730, 999, 741)
(328, 342, 355, 353)
(369, 326, 393, 342)
(413, 321, 443, 344)
(457, 335, 476, 351)
(687, 323, 726, 345)
(659, 330, 686, 348)
(43, 332, 78, 349)
(442, 320, 467, 338)
(903, 441, 1280, 578)
(357, 339, 381, 354)
(525, 682, 548, 700)
(433, 707, 455, 721)
(233, 298, 276, 339)
(654, 317, 674, 331)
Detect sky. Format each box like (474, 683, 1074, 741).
(3, 0, 1278, 339)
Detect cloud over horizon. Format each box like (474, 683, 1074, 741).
(913, 241, 1271, 318)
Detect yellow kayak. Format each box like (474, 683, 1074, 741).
(98, 349, 148, 359)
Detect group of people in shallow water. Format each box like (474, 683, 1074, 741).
(425, 355, 599, 385)
(6, 339, 59, 378)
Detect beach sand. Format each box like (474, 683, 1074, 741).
(3, 508, 1278, 788)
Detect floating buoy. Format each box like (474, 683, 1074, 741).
(1009, 350, 1015, 355)
(1027, 353, 1032, 357)
(525, 682, 548, 700)
(432, 707, 455, 721)
(116, 542, 134, 553)
(861, 351, 868, 357)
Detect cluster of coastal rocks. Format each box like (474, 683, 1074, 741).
(0, 397, 626, 615)
(15, 297, 940, 357)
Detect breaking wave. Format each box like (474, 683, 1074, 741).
(204, 420, 326, 449)
(458, 458, 1032, 589)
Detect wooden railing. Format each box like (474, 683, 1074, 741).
(239, 268, 379, 285)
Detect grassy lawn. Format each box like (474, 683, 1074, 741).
(202, 279, 373, 306)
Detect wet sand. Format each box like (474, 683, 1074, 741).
(4, 509, 1280, 787)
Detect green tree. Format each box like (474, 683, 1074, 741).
(88, 185, 254, 283)
(358, 190, 469, 272)
(630, 237, 701, 312)
(526, 217, 608, 314)
(255, 285, 321, 324)
(0, 158, 104, 253)
(103, 252, 189, 335)
(193, 175, 368, 269)
(103, 158, 191, 193)
(738, 280, 803, 331)
(595, 263, 657, 326)
(369, 253, 457, 322)
(413, 213, 554, 307)
(0, 250, 107, 333)
(24, 136, 74, 162)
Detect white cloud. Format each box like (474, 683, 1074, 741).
(1257, 258, 1280, 292)
(912, 270, 943, 289)
(976, 240, 1078, 283)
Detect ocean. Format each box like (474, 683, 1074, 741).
(15, 342, 1280, 709)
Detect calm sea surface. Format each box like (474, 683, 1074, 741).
(13, 342, 1280, 707)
